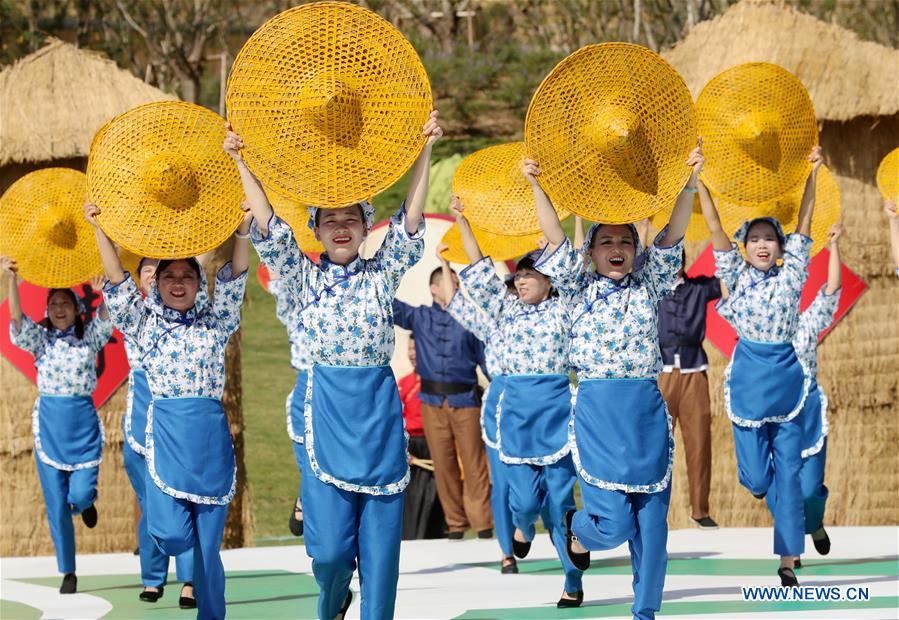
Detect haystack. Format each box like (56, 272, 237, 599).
(662, 0, 899, 529)
(0, 40, 250, 558)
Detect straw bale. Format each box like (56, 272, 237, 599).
(0, 38, 176, 166)
(663, 0, 899, 122)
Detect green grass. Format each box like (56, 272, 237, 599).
(240, 251, 304, 542)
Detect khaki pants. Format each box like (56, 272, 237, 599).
(658, 370, 712, 519)
(420, 402, 493, 533)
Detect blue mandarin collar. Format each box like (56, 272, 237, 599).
(320, 253, 364, 276)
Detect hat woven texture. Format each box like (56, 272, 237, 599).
(452, 142, 569, 236)
(524, 43, 696, 225)
(266, 189, 326, 254)
(696, 62, 817, 204)
(226, 2, 432, 209)
(649, 195, 714, 243)
(440, 224, 543, 265)
(87, 101, 245, 259)
(0, 168, 102, 288)
(876, 147, 899, 201)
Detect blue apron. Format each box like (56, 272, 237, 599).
(123, 369, 152, 455)
(497, 374, 571, 466)
(147, 397, 236, 505)
(571, 379, 673, 493)
(725, 339, 810, 427)
(799, 381, 827, 459)
(304, 365, 409, 495)
(286, 370, 309, 444)
(33, 395, 104, 471)
(480, 376, 505, 449)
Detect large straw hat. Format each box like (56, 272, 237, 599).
(0, 168, 102, 288)
(266, 189, 325, 254)
(439, 223, 542, 265)
(696, 62, 817, 204)
(451, 142, 569, 236)
(226, 2, 432, 208)
(876, 147, 899, 201)
(524, 43, 696, 225)
(87, 101, 244, 259)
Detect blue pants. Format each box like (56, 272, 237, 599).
(572, 483, 671, 620)
(145, 475, 229, 620)
(123, 443, 194, 586)
(302, 451, 404, 619)
(292, 441, 304, 500)
(766, 439, 828, 537)
(34, 455, 98, 574)
(505, 456, 583, 594)
(486, 446, 514, 558)
(732, 419, 805, 556)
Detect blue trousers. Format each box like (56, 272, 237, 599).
(292, 441, 304, 500)
(302, 450, 404, 619)
(123, 443, 194, 586)
(572, 483, 671, 620)
(145, 476, 229, 620)
(766, 439, 828, 537)
(732, 418, 805, 556)
(505, 455, 583, 594)
(486, 446, 514, 558)
(34, 455, 98, 574)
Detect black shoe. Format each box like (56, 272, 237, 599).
(794, 557, 802, 569)
(778, 567, 799, 587)
(139, 586, 164, 602)
(692, 516, 719, 529)
(511, 531, 531, 559)
(133, 546, 140, 556)
(336, 590, 353, 619)
(288, 499, 304, 537)
(500, 556, 518, 574)
(447, 531, 465, 541)
(565, 510, 590, 571)
(752, 492, 766, 500)
(812, 526, 831, 555)
(557, 590, 584, 608)
(477, 528, 493, 540)
(81, 504, 98, 528)
(179, 582, 197, 609)
(59, 573, 77, 594)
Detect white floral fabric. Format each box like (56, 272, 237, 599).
(793, 286, 840, 379)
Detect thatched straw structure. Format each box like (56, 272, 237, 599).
(0, 41, 251, 557)
(662, 0, 899, 529)
(0, 38, 177, 191)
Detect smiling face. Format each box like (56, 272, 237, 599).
(590, 224, 636, 281)
(744, 221, 783, 272)
(514, 268, 552, 305)
(314, 205, 367, 265)
(138, 258, 160, 295)
(156, 260, 201, 312)
(46, 290, 77, 331)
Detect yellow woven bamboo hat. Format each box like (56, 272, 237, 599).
(439, 224, 543, 265)
(876, 147, 899, 201)
(452, 142, 569, 236)
(266, 189, 325, 254)
(87, 101, 245, 259)
(0, 168, 102, 288)
(226, 2, 432, 208)
(696, 62, 818, 204)
(524, 43, 696, 225)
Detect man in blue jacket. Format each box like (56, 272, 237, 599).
(393, 263, 493, 540)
